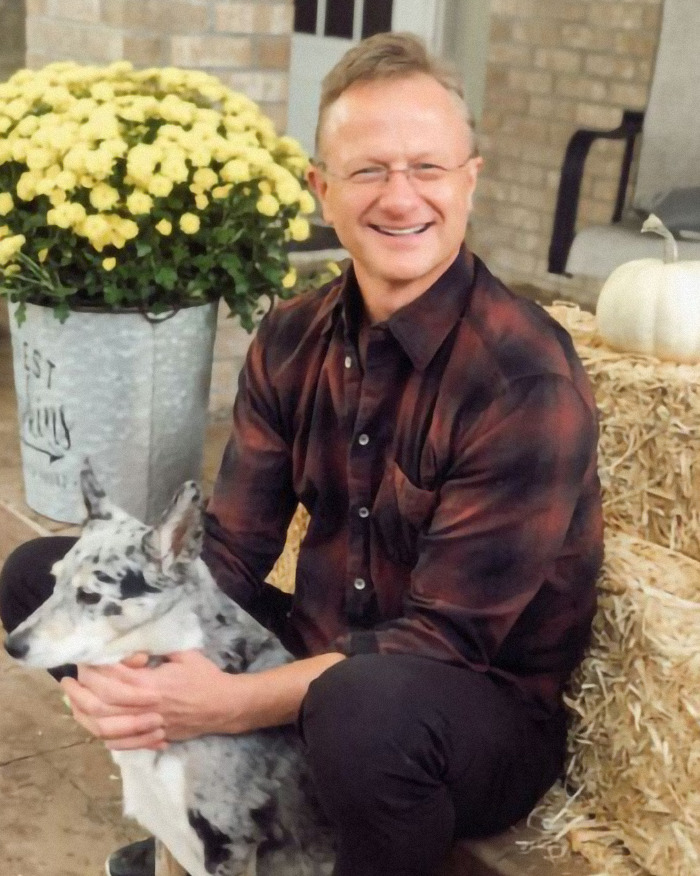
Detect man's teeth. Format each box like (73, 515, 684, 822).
(376, 224, 429, 236)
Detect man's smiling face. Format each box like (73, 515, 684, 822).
(308, 73, 482, 316)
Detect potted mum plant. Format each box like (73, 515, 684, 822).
(0, 61, 314, 523)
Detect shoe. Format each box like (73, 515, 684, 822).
(105, 837, 155, 876)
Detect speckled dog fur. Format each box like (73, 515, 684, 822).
(5, 465, 334, 876)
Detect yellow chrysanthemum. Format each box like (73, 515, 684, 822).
(102, 256, 117, 271)
(179, 213, 200, 234)
(148, 175, 174, 198)
(89, 183, 120, 211)
(326, 260, 342, 278)
(79, 213, 112, 251)
(256, 193, 279, 217)
(0, 193, 14, 216)
(298, 190, 316, 215)
(48, 188, 68, 206)
(287, 216, 310, 242)
(126, 191, 153, 216)
(0, 233, 26, 265)
(192, 168, 218, 191)
(212, 184, 232, 200)
(84, 148, 115, 179)
(160, 154, 189, 184)
(220, 159, 250, 184)
(155, 218, 172, 236)
(281, 267, 297, 289)
(16, 171, 39, 202)
(38, 247, 49, 263)
(54, 170, 78, 191)
(194, 193, 209, 211)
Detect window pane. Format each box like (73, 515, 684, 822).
(362, 0, 393, 38)
(294, 0, 318, 34)
(325, 0, 354, 38)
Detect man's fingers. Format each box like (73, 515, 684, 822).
(75, 665, 161, 709)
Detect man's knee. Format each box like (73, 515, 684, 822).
(300, 654, 446, 808)
(0, 536, 75, 633)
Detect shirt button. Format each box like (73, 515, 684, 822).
(358, 433, 370, 446)
(353, 577, 367, 591)
(344, 355, 352, 369)
(358, 506, 369, 518)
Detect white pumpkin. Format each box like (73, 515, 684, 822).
(595, 214, 700, 362)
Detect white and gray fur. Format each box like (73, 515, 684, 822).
(4, 464, 334, 876)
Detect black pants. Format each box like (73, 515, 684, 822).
(1, 538, 567, 876)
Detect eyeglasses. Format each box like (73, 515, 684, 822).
(314, 156, 476, 188)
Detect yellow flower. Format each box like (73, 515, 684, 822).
(49, 188, 68, 206)
(256, 193, 279, 217)
(0, 233, 26, 265)
(0, 116, 12, 135)
(326, 260, 342, 278)
(0, 193, 13, 216)
(16, 116, 39, 136)
(0, 225, 9, 238)
(16, 171, 39, 201)
(287, 216, 310, 242)
(281, 267, 297, 289)
(102, 256, 117, 271)
(212, 184, 232, 200)
(89, 183, 120, 211)
(220, 159, 250, 184)
(189, 147, 212, 168)
(54, 170, 78, 191)
(38, 247, 49, 263)
(84, 148, 115, 179)
(179, 213, 200, 234)
(91, 82, 115, 102)
(160, 154, 189, 184)
(126, 191, 153, 215)
(79, 214, 112, 251)
(298, 190, 316, 215)
(148, 175, 174, 198)
(194, 193, 209, 210)
(192, 168, 218, 191)
(155, 218, 172, 235)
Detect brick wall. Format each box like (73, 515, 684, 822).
(0, 0, 26, 82)
(24, 0, 293, 132)
(469, 0, 663, 308)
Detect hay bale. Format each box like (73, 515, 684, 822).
(267, 505, 310, 593)
(533, 530, 700, 876)
(546, 303, 700, 561)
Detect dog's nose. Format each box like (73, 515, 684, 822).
(4, 634, 29, 660)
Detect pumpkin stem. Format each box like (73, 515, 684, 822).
(641, 213, 678, 263)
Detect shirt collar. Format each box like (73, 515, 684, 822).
(337, 248, 474, 372)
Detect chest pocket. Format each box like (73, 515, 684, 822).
(371, 460, 439, 567)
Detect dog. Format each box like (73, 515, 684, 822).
(4, 465, 334, 876)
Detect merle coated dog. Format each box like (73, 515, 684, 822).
(4, 466, 334, 876)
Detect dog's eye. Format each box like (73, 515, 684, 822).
(95, 572, 115, 584)
(76, 587, 102, 605)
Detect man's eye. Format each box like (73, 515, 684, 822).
(410, 163, 446, 181)
(76, 587, 102, 605)
(350, 166, 386, 183)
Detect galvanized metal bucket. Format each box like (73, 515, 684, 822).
(9, 301, 218, 524)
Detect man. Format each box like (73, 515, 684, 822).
(0, 32, 603, 876)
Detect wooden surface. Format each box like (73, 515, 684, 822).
(155, 841, 187, 876)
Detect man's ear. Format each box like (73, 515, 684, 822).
(306, 164, 333, 225)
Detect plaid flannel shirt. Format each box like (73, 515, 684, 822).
(204, 248, 603, 717)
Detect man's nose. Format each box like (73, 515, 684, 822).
(377, 169, 423, 207)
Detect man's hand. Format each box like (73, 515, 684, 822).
(60, 649, 346, 750)
(60, 650, 230, 750)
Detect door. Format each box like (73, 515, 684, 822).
(287, 0, 445, 156)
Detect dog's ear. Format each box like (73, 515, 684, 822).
(143, 481, 204, 574)
(80, 459, 117, 523)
